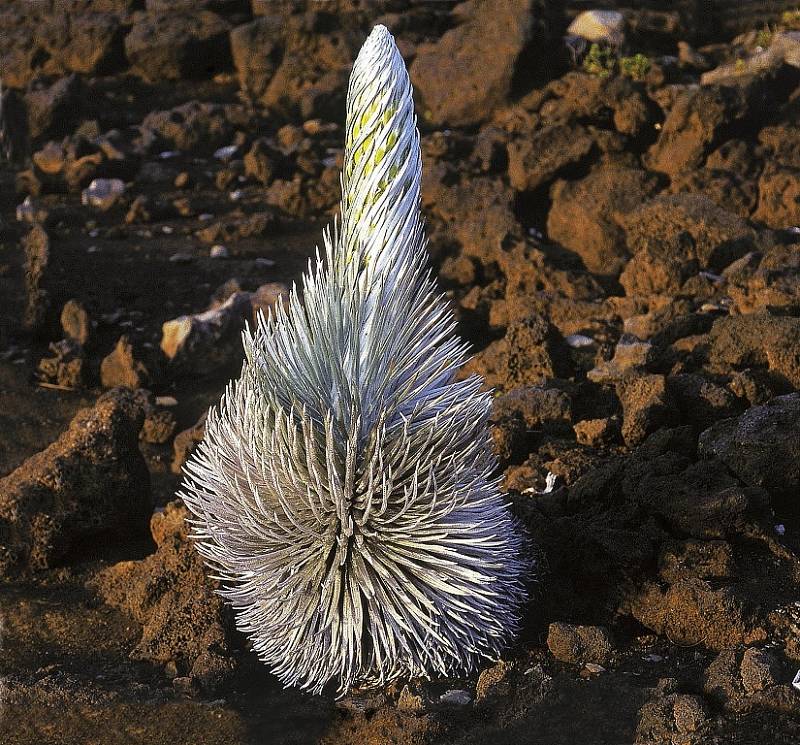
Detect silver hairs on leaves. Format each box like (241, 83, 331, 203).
(180, 24, 529, 696)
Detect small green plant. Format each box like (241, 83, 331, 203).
(755, 26, 773, 48)
(780, 9, 800, 30)
(583, 43, 616, 77)
(619, 53, 651, 81)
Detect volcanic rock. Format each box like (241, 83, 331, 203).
(125, 10, 231, 82)
(411, 0, 548, 127)
(0, 389, 151, 573)
(88, 500, 238, 693)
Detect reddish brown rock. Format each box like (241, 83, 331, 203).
(753, 163, 800, 228)
(125, 10, 231, 82)
(547, 166, 660, 277)
(647, 82, 767, 177)
(619, 193, 755, 273)
(547, 622, 615, 666)
(0, 389, 151, 573)
(36, 339, 85, 389)
(508, 124, 595, 192)
(100, 335, 152, 390)
(466, 314, 572, 392)
(60, 299, 91, 346)
(410, 0, 558, 127)
(172, 414, 207, 475)
(706, 315, 800, 388)
(89, 500, 238, 693)
(629, 578, 759, 650)
(574, 417, 620, 447)
(635, 693, 709, 745)
(616, 374, 674, 446)
(658, 539, 735, 583)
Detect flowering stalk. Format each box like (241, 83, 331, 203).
(180, 24, 528, 695)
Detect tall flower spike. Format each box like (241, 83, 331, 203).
(180, 24, 529, 696)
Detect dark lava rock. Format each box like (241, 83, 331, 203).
(703, 647, 787, 713)
(89, 500, 238, 694)
(25, 74, 85, 140)
(635, 692, 709, 745)
(620, 457, 766, 538)
(139, 100, 242, 153)
(22, 223, 51, 333)
(160, 292, 252, 376)
(547, 622, 615, 665)
(411, 0, 560, 128)
(666, 373, 739, 431)
(0, 389, 151, 574)
(698, 393, 800, 506)
(548, 165, 660, 277)
(508, 123, 595, 193)
(125, 10, 231, 82)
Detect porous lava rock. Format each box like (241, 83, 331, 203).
(89, 500, 238, 693)
(0, 389, 151, 574)
(410, 0, 561, 127)
(548, 165, 660, 277)
(125, 10, 231, 82)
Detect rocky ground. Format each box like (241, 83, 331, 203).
(2, 1, 800, 744)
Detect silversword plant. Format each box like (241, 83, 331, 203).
(181, 24, 528, 695)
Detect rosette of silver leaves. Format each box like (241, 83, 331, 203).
(180, 24, 529, 696)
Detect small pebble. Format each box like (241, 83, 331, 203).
(583, 663, 606, 674)
(255, 257, 276, 268)
(214, 145, 239, 161)
(162, 225, 174, 234)
(169, 252, 193, 263)
(775, 524, 786, 536)
(439, 689, 472, 706)
(210, 245, 229, 259)
(565, 334, 594, 348)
